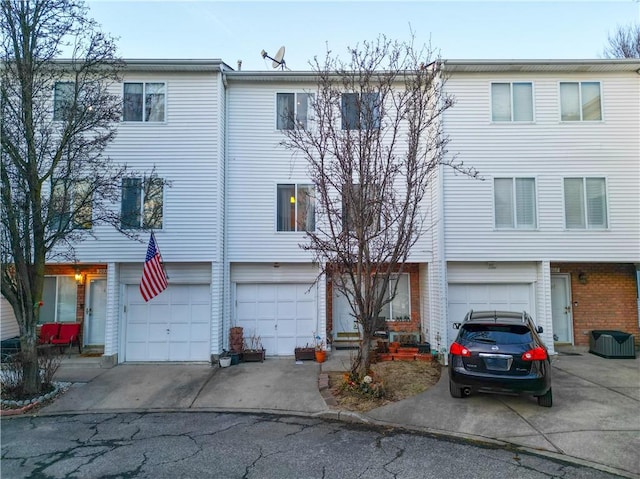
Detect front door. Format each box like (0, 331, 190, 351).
(86, 277, 107, 345)
(551, 274, 573, 343)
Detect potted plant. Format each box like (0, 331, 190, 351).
(294, 344, 315, 361)
(314, 333, 326, 363)
(219, 350, 231, 368)
(242, 333, 265, 362)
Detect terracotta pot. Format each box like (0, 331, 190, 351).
(315, 350, 326, 363)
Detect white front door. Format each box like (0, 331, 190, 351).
(235, 283, 316, 355)
(551, 274, 573, 343)
(332, 290, 360, 337)
(85, 277, 107, 345)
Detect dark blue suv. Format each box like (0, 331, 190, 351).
(448, 310, 552, 407)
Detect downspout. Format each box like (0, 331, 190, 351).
(221, 63, 229, 353)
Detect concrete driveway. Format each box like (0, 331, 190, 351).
(41, 348, 639, 478)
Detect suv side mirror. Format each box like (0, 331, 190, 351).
(536, 326, 543, 334)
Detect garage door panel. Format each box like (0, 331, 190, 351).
(447, 283, 532, 348)
(125, 284, 211, 362)
(236, 283, 317, 356)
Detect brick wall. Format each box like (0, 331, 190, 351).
(552, 263, 639, 347)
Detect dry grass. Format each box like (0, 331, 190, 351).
(327, 360, 442, 412)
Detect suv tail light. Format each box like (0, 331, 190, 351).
(522, 347, 547, 361)
(450, 342, 471, 357)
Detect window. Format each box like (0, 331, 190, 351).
(51, 180, 93, 230)
(378, 274, 410, 321)
(342, 183, 381, 233)
(491, 82, 533, 122)
(494, 178, 537, 229)
(40, 276, 77, 324)
(276, 93, 313, 129)
(53, 82, 75, 121)
(277, 184, 315, 232)
(564, 177, 607, 229)
(341, 92, 380, 130)
(121, 177, 164, 229)
(123, 82, 165, 122)
(560, 82, 602, 121)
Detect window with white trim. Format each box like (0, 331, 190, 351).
(53, 82, 75, 121)
(564, 177, 607, 229)
(341, 92, 380, 130)
(123, 82, 165, 122)
(121, 177, 164, 229)
(277, 184, 315, 232)
(491, 82, 533, 122)
(40, 276, 77, 324)
(494, 178, 537, 229)
(276, 93, 313, 130)
(560, 82, 602, 121)
(377, 274, 410, 321)
(51, 180, 93, 230)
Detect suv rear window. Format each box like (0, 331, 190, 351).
(459, 324, 533, 345)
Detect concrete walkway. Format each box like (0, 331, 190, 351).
(39, 348, 640, 478)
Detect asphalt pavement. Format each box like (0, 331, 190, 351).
(36, 347, 640, 478)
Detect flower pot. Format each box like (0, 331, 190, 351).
(219, 356, 231, 368)
(295, 347, 316, 361)
(242, 349, 265, 362)
(315, 350, 326, 363)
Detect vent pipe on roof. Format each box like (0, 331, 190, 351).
(237, 60, 242, 71)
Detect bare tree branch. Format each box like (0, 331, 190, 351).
(602, 23, 640, 58)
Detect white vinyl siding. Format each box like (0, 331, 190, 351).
(441, 70, 638, 261)
(491, 82, 533, 122)
(494, 178, 536, 229)
(1, 296, 20, 340)
(564, 177, 608, 229)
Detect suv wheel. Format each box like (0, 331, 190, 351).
(536, 387, 553, 407)
(449, 380, 464, 398)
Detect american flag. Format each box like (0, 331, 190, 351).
(140, 232, 168, 302)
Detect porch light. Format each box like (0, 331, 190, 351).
(75, 268, 84, 285)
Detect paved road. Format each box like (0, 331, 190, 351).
(1, 412, 627, 479)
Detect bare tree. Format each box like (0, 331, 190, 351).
(281, 36, 476, 377)
(0, 0, 127, 394)
(603, 23, 640, 58)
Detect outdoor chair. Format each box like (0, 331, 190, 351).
(50, 322, 82, 355)
(38, 323, 60, 344)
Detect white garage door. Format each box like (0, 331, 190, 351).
(447, 283, 532, 347)
(236, 283, 316, 356)
(124, 284, 211, 362)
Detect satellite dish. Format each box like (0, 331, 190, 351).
(260, 46, 287, 70)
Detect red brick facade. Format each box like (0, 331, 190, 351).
(551, 263, 639, 347)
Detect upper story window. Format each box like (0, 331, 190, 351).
(51, 180, 92, 230)
(560, 82, 602, 121)
(277, 184, 315, 232)
(491, 82, 533, 122)
(341, 92, 380, 130)
(276, 93, 313, 130)
(378, 274, 410, 322)
(123, 82, 165, 122)
(53, 82, 75, 121)
(564, 177, 607, 229)
(494, 177, 537, 229)
(121, 177, 164, 229)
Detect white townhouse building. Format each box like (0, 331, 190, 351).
(431, 60, 640, 353)
(5, 58, 638, 364)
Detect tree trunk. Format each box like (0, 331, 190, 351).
(21, 337, 40, 395)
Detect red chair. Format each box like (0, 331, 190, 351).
(51, 323, 82, 355)
(38, 323, 60, 344)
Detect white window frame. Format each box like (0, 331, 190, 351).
(563, 177, 608, 230)
(276, 183, 315, 232)
(490, 82, 534, 122)
(53, 81, 75, 121)
(122, 81, 166, 122)
(40, 276, 77, 324)
(275, 92, 313, 130)
(378, 274, 411, 322)
(341, 92, 381, 130)
(559, 81, 602, 122)
(120, 177, 165, 229)
(493, 177, 538, 229)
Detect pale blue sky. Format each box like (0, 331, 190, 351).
(86, 0, 639, 70)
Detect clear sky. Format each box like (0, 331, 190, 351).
(86, 0, 640, 70)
